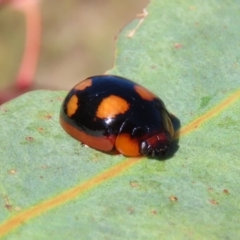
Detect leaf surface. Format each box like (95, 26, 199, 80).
(1, 0, 240, 239)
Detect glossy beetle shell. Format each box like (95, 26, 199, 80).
(60, 75, 174, 158)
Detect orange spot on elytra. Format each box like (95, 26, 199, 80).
(66, 95, 78, 117)
(115, 133, 140, 156)
(74, 78, 92, 91)
(134, 85, 156, 101)
(96, 95, 129, 119)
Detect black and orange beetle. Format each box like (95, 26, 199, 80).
(60, 75, 174, 158)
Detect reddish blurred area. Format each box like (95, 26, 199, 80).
(0, 0, 149, 105)
(0, 0, 41, 104)
(0, 84, 33, 104)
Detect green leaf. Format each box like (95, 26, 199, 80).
(1, 0, 240, 239)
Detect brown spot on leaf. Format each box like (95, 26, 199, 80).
(189, 6, 196, 10)
(130, 181, 140, 188)
(91, 158, 98, 163)
(44, 114, 52, 120)
(174, 43, 183, 49)
(5, 204, 12, 211)
(57, 97, 64, 101)
(169, 195, 178, 201)
(26, 136, 34, 141)
(127, 207, 135, 214)
(0, 107, 8, 112)
(38, 127, 44, 132)
(9, 169, 16, 174)
(209, 199, 218, 205)
(151, 210, 157, 215)
(223, 189, 229, 194)
(3, 195, 12, 212)
(14, 206, 21, 212)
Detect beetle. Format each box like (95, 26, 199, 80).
(60, 75, 174, 158)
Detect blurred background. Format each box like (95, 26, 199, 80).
(0, 0, 149, 104)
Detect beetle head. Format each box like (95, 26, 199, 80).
(140, 132, 171, 158)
